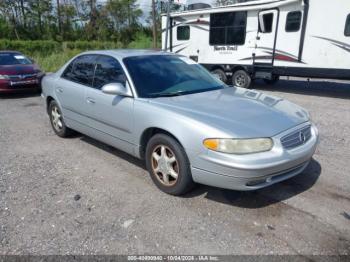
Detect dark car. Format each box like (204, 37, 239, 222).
(0, 51, 44, 93)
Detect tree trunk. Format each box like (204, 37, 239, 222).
(57, 0, 62, 38)
(20, 0, 26, 28)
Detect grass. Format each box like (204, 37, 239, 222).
(31, 34, 155, 72)
(32, 49, 82, 72)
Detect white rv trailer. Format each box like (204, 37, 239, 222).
(162, 0, 350, 88)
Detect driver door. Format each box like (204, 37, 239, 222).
(84, 55, 134, 151)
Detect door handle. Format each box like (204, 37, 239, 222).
(86, 97, 96, 104)
(56, 87, 63, 93)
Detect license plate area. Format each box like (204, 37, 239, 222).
(10, 79, 38, 86)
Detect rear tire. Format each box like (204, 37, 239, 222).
(211, 68, 227, 83)
(145, 134, 195, 196)
(48, 100, 73, 138)
(263, 75, 280, 85)
(232, 70, 252, 89)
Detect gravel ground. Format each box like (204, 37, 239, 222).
(0, 79, 349, 255)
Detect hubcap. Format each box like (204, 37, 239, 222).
(235, 73, 246, 87)
(151, 145, 179, 186)
(51, 106, 63, 131)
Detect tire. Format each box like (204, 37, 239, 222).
(232, 70, 252, 89)
(211, 68, 227, 83)
(145, 134, 195, 196)
(48, 100, 73, 138)
(263, 75, 280, 85)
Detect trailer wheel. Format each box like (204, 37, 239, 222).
(211, 69, 227, 83)
(263, 75, 280, 85)
(232, 70, 252, 89)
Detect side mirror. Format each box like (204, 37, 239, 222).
(101, 82, 132, 97)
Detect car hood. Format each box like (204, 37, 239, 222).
(149, 87, 309, 138)
(0, 64, 40, 75)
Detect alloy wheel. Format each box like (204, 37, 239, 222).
(235, 73, 246, 87)
(51, 106, 63, 132)
(151, 145, 179, 186)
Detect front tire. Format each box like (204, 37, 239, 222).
(232, 70, 252, 89)
(145, 134, 195, 196)
(49, 100, 73, 138)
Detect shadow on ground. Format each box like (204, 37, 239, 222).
(80, 136, 145, 169)
(254, 79, 350, 99)
(80, 135, 321, 209)
(0, 90, 41, 99)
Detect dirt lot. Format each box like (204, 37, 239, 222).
(0, 79, 349, 255)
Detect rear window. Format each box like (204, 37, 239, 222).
(0, 53, 32, 65)
(286, 11, 302, 32)
(345, 14, 350, 36)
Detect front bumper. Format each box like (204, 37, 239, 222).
(0, 79, 41, 93)
(190, 122, 319, 191)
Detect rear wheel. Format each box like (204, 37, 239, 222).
(145, 134, 195, 195)
(232, 70, 252, 89)
(211, 68, 227, 83)
(49, 100, 73, 138)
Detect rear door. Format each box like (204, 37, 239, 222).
(57, 55, 98, 123)
(255, 9, 279, 65)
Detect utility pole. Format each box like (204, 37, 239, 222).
(164, 0, 171, 51)
(152, 0, 157, 48)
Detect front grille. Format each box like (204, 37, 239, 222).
(281, 125, 312, 149)
(8, 74, 37, 80)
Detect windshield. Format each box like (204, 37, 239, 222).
(0, 53, 32, 66)
(123, 55, 225, 98)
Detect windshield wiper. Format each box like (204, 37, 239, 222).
(148, 90, 190, 98)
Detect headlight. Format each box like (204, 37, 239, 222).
(0, 75, 9, 80)
(203, 138, 273, 154)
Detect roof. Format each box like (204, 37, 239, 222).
(80, 49, 169, 59)
(167, 0, 299, 17)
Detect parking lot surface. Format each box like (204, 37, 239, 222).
(0, 79, 349, 255)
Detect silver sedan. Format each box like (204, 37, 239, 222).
(41, 50, 319, 195)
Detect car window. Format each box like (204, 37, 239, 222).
(123, 55, 225, 98)
(93, 56, 127, 89)
(0, 53, 32, 65)
(62, 55, 97, 86)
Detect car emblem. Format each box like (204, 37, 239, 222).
(299, 132, 306, 143)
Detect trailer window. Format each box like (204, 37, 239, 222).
(345, 14, 350, 36)
(210, 11, 247, 45)
(259, 13, 274, 33)
(177, 26, 190, 40)
(286, 11, 302, 32)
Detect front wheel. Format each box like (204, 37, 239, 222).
(232, 70, 252, 89)
(145, 134, 195, 196)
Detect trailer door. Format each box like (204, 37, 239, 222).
(255, 9, 279, 65)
